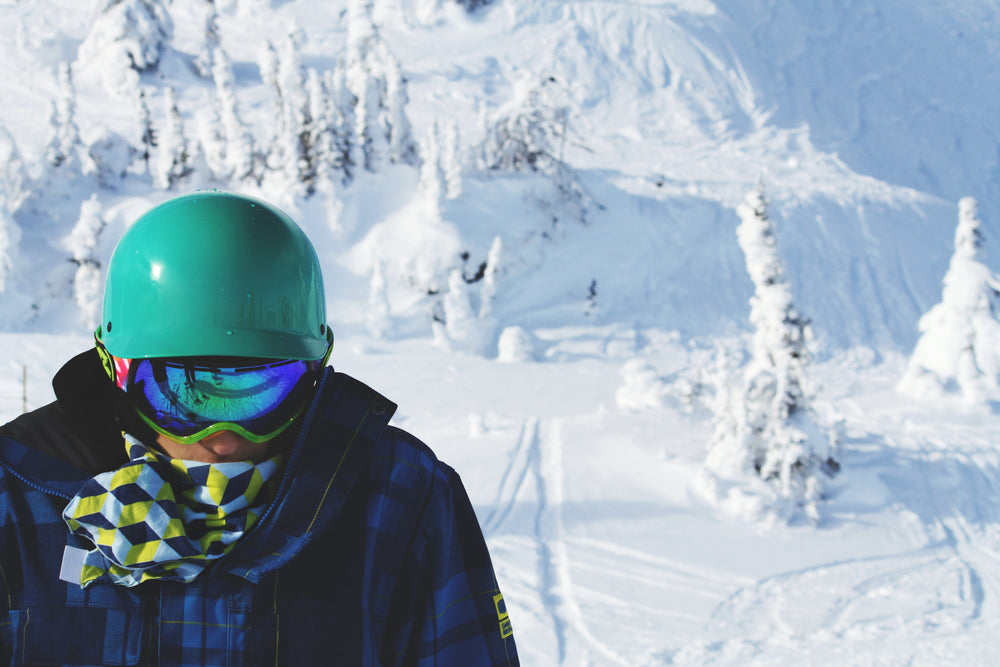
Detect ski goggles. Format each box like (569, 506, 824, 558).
(95, 328, 333, 445)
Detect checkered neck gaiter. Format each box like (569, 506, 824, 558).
(62, 434, 282, 588)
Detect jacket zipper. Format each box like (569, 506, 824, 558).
(0, 461, 74, 501)
(205, 368, 332, 573)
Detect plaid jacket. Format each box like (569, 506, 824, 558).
(0, 370, 519, 666)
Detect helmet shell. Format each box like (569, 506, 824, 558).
(101, 191, 328, 360)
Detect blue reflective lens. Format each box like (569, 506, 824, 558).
(128, 357, 319, 441)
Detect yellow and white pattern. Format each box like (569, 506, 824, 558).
(63, 435, 281, 588)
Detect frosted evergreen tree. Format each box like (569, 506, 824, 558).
(352, 68, 387, 173)
(77, 0, 174, 96)
(193, 0, 221, 78)
(308, 69, 343, 189)
(69, 195, 106, 329)
(44, 63, 84, 172)
(344, 0, 397, 174)
(0, 193, 20, 295)
(482, 78, 568, 173)
(366, 259, 392, 340)
(898, 197, 1000, 404)
(157, 87, 193, 189)
(212, 48, 258, 184)
(706, 183, 838, 521)
(86, 129, 135, 189)
(277, 29, 315, 195)
(345, 0, 381, 172)
(475, 101, 493, 171)
(479, 77, 594, 222)
(346, 0, 379, 64)
(135, 88, 157, 175)
(196, 88, 227, 181)
(441, 120, 463, 199)
(381, 48, 419, 167)
(476, 236, 503, 356)
(441, 268, 484, 354)
(419, 122, 445, 213)
(479, 236, 503, 319)
(259, 40, 281, 104)
(0, 128, 30, 213)
(328, 64, 359, 181)
(259, 40, 286, 173)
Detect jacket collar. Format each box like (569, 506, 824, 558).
(218, 368, 397, 582)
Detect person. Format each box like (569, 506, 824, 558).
(0, 191, 519, 666)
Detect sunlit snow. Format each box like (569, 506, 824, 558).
(2, 0, 1000, 664)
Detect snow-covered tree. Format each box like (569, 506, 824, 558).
(0, 128, 30, 213)
(706, 183, 838, 521)
(0, 194, 21, 295)
(344, 0, 416, 175)
(44, 63, 84, 172)
(259, 40, 286, 172)
(193, 0, 221, 78)
(307, 69, 337, 187)
(479, 76, 595, 223)
(441, 120, 463, 199)
(441, 268, 483, 354)
(481, 77, 568, 174)
(135, 88, 157, 174)
(366, 259, 392, 340)
(346, 0, 379, 61)
(157, 87, 193, 189)
(345, 0, 386, 173)
(382, 48, 418, 167)
(419, 122, 446, 211)
(69, 195, 106, 329)
(212, 48, 259, 184)
(77, 0, 174, 96)
(479, 236, 502, 319)
(898, 197, 1000, 404)
(86, 129, 134, 189)
(196, 88, 228, 181)
(352, 69, 387, 173)
(327, 64, 359, 182)
(277, 29, 316, 195)
(435, 240, 505, 356)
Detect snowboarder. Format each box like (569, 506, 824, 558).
(0, 191, 519, 665)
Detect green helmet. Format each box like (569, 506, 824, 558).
(101, 191, 330, 361)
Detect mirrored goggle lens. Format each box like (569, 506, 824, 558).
(127, 357, 318, 440)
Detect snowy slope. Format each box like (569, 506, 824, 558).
(2, 0, 1000, 664)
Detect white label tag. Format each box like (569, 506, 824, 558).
(59, 545, 88, 586)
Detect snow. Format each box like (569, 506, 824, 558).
(3, 0, 1000, 664)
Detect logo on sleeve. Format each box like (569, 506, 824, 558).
(493, 593, 513, 639)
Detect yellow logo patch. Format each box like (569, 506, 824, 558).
(493, 593, 513, 639)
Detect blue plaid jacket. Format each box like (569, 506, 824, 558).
(0, 370, 519, 666)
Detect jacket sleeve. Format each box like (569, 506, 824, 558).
(401, 470, 520, 666)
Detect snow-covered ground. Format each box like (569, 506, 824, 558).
(2, 0, 1000, 664)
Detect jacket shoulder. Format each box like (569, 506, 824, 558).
(371, 424, 457, 490)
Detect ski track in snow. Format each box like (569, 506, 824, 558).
(482, 417, 538, 537)
(538, 418, 636, 666)
(683, 412, 1000, 664)
(487, 417, 633, 666)
(900, 433, 1000, 624)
